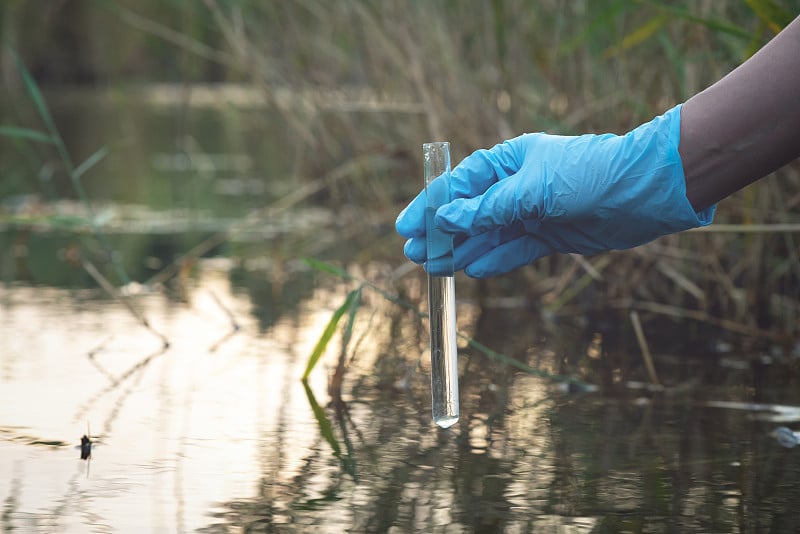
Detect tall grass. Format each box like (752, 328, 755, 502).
(250, 0, 799, 371)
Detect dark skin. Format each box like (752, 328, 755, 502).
(681, 15, 800, 212)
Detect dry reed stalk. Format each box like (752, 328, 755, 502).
(570, 253, 604, 281)
(609, 299, 789, 343)
(690, 223, 800, 233)
(707, 252, 744, 312)
(653, 259, 706, 302)
(545, 256, 613, 312)
(630, 310, 660, 385)
(116, 6, 233, 64)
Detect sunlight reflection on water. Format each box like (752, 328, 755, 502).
(0, 265, 340, 532)
(3, 259, 800, 532)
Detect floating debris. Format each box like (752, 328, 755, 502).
(770, 427, 800, 448)
(706, 400, 800, 423)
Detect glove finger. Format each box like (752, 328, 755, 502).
(395, 188, 427, 239)
(396, 168, 456, 238)
(463, 234, 555, 278)
(452, 222, 527, 271)
(407, 233, 472, 270)
(403, 237, 427, 264)
(448, 137, 525, 199)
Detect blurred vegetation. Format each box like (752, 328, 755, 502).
(1, 0, 799, 348)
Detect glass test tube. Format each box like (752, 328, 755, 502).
(423, 142, 459, 429)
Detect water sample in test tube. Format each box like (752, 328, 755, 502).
(423, 142, 459, 429)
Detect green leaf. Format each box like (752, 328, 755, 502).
(0, 126, 54, 144)
(604, 14, 666, 58)
(559, 0, 630, 55)
(305, 257, 593, 386)
(304, 257, 422, 314)
(302, 288, 360, 380)
(12, 51, 65, 157)
(640, 1, 752, 39)
(341, 286, 362, 350)
(744, 0, 794, 34)
(74, 146, 110, 180)
(302, 257, 352, 279)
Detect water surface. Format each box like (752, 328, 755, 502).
(2, 86, 800, 533)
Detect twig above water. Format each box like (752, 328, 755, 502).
(81, 258, 170, 348)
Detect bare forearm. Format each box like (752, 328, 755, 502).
(680, 15, 800, 212)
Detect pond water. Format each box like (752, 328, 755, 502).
(2, 86, 800, 533)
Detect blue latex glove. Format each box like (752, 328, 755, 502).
(396, 105, 716, 278)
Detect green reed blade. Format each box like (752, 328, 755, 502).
(744, 0, 794, 34)
(303, 257, 420, 313)
(604, 14, 666, 58)
(12, 50, 75, 172)
(307, 258, 597, 386)
(74, 147, 110, 180)
(303, 257, 351, 279)
(341, 286, 362, 351)
(639, 1, 752, 39)
(0, 126, 54, 144)
(12, 51, 129, 285)
(559, 0, 630, 55)
(302, 288, 361, 380)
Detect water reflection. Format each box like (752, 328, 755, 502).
(3, 260, 800, 531)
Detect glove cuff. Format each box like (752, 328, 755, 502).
(663, 104, 717, 227)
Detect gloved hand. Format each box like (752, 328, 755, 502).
(396, 105, 716, 278)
